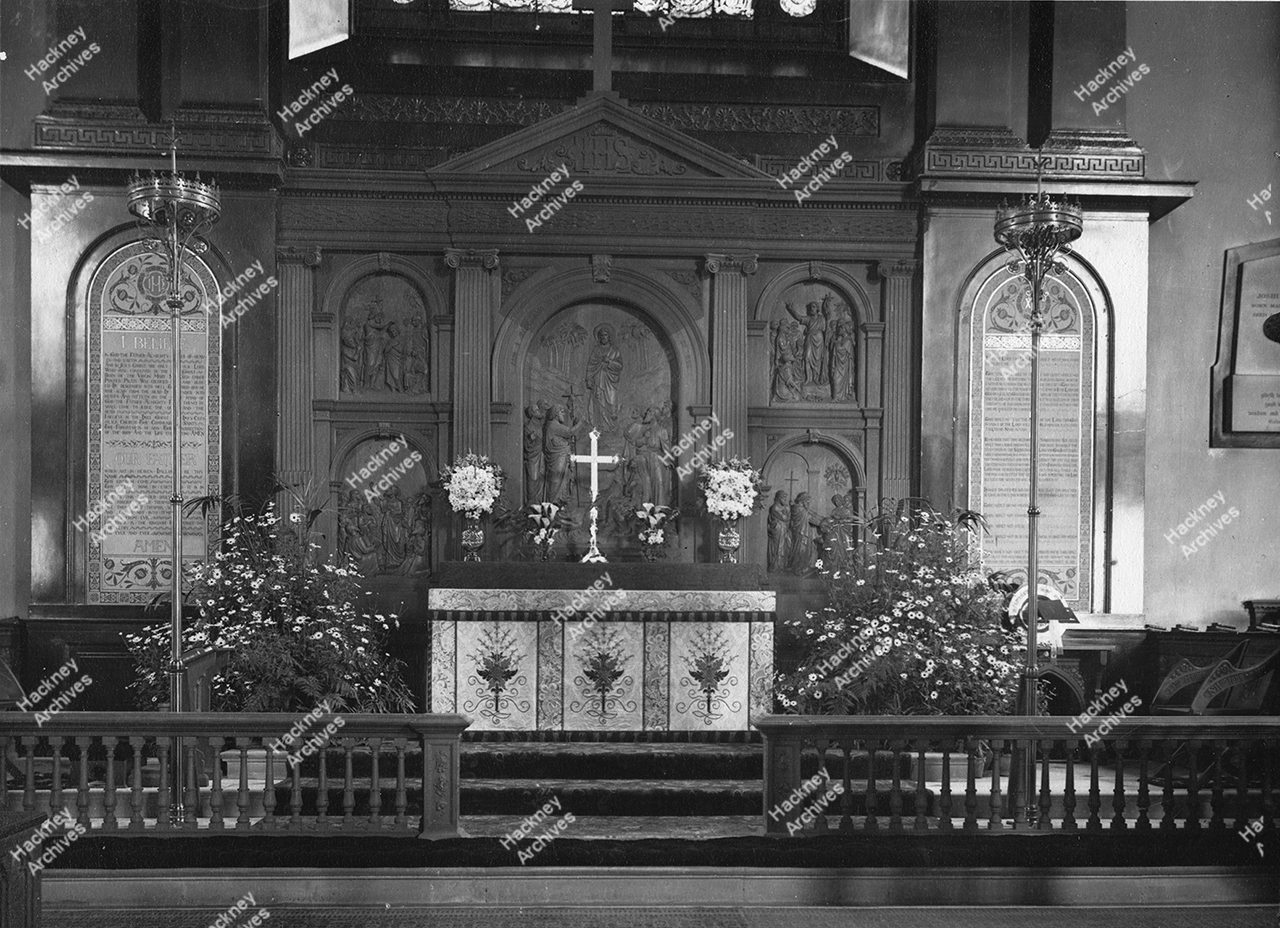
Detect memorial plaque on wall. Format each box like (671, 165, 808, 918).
(86, 243, 221, 603)
(968, 271, 1094, 609)
(1212, 239, 1280, 447)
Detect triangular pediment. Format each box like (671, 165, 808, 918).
(429, 93, 768, 181)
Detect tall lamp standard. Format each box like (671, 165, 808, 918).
(993, 157, 1082, 819)
(126, 131, 221, 823)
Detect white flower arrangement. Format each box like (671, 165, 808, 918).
(441, 453, 505, 516)
(699, 457, 763, 520)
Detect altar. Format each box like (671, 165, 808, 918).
(427, 564, 775, 732)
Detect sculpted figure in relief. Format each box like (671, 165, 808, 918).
(585, 323, 623, 432)
(770, 320, 804, 403)
(523, 400, 550, 504)
(767, 491, 791, 573)
(543, 404, 587, 505)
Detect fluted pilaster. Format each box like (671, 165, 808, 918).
(703, 253, 757, 458)
(275, 247, 321, 489)
(878, 259, 918, 502)
(445, 248, 500, 456)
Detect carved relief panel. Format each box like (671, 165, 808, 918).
(524, 303, 676, 554)
(338, 273, 430, 397)
(766, 281, 860, 405)
(762, 444, 857, 576)
(336, 436, 433, 577)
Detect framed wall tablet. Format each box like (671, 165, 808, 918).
(1211, 238, 1280, 447)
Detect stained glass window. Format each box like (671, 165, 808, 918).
(444, 0, 817, 17)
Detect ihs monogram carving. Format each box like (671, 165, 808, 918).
(513, 124, 694, 177)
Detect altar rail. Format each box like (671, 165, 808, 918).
(755, 715, 1280, 835)
(0, 712, 469, 838)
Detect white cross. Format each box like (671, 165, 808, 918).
(571, 428, 620, 562)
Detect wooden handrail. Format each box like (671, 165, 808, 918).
(1, 712, 471, 839)
(754, 714, 1280, 740)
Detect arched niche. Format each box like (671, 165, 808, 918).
(752, 263, 874, 407)
(320, 255, 446, 399)
(493, 266, 708, 559)
(955, 250, 1113, 613)
(760, 436, 863, 575)
(331, 431, 436, 578)
(522, 301, 678, 552)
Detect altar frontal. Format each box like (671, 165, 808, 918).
(428, 586, 775, 732)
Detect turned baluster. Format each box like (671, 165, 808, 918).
(1086, 740, 1101, 832)
(394, 738, 408, 827)
(155, 737, 172, 830)
(1111, 740, 1128, 831)
(937, 739, 954, 832)
(1185, 739, 1202, 831)
(987, 738, 1004, 830)
(184, 739, 200, 828)
(1134, 739, 1152, 831)
(234, 737, 252, 830)
(888, 738, 905, 833)
(342, 738, 356, 827)
(1159, 740, 1177, 831)
(863, 736, 879, 833)
(317, 741, 330, 828)
(129, 737, 146, 831)
(75, 736, 92, 829)
(838, 741, 854, 832)
(102, 736, 119, 832)
(1208, 738, 1226, 832)
(1010, 739, 1027, 830)
(1038, 738, 1053, 830)
(963, 737, 979, 832)
(261, 739, 277, 831)
(20, 735, 36, 812)
(812, 736, 830, 835)
(913, 739, 929, 832)
(1233, 740, 1250, 835)
(208, 736, 224, 831)
(369, 737, 383, 828)
(49, 735, 65, 815)
(1061, 738, 1078, 832)
(290, 754, 304, 828)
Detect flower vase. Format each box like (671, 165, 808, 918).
(641, 541, 660, 562)
(717, 517, 741, 564)
(537, 539, 555, 562)
(461, 512, 484, 561)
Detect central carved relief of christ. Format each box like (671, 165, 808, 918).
(524, 303, 676, 556)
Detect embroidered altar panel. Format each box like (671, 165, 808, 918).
(427, 591, 774, 732)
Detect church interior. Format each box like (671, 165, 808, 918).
(1, 0, 1279, 924)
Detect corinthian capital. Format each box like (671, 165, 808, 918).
(704, 253, 759, 277)
(445, 248, 500, 271)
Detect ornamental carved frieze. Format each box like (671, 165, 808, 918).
(510, 124, 694, 177)
(34, 103, 281, 158)
(331, 94, 877, 138)
(917, 125, 1145, 179)
(633, 103, 878, 137)
(756, 156, 885, 183)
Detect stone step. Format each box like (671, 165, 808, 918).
(461, 742, 763, 780)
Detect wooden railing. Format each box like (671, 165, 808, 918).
(755, 715, 1280, 835)
(1, 712, 470, 838)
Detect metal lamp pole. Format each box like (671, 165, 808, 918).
(994, 157, 1082, 822)
(126, 131, 220, 824)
